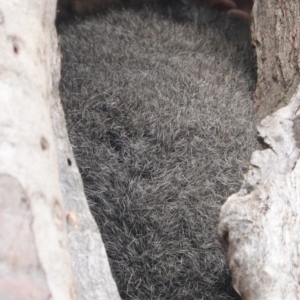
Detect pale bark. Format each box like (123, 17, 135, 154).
(0, 0, 121, 299)
(218, 1, 300, 299)
(0, 1, 76, 300)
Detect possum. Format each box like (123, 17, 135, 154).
(58, 2, 256, 299)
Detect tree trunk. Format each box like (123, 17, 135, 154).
(0, 1, 120, 299)
(252, 0, 300, 121)
(218, 1, 300, 299)
(0, 1, 76, 299)
(2, 0, 300, 299)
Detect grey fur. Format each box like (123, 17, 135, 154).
(58, 3, 256, 299)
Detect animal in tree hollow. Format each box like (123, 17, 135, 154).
(56, 0, 253, 22)
(58, 0, 256, 298)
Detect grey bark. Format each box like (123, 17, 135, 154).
(218, 1, 300, 299)
(0, 0, 120, 299)
(0, 1, 76, 299)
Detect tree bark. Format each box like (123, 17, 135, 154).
(0, 0, 121, 299)
(0, 1, 77, 299)
(252, 0, 300, 121)
(218, 1, 300, 299)
(3, 0, 300, 299)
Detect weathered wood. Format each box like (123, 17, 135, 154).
(252, 0, 300, 120)
(0, 1, 76, 299)
(219, 87, 300, 299)
(218, 1, 300, 299)
(0, 0, 121, 298)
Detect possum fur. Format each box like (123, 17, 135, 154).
(58, 3, 256, 299)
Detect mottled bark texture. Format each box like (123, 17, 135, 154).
(0, 0, 120, 299)
(218, 1, 300, 299)
(0, 1, 76, 299)
(252, 0, 300, 121)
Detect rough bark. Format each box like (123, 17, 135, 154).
(218, 1, 300, 299)
(0, 0, 121, 299)
(252, 0, 300, 121)
(0, 1, 76, 299)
